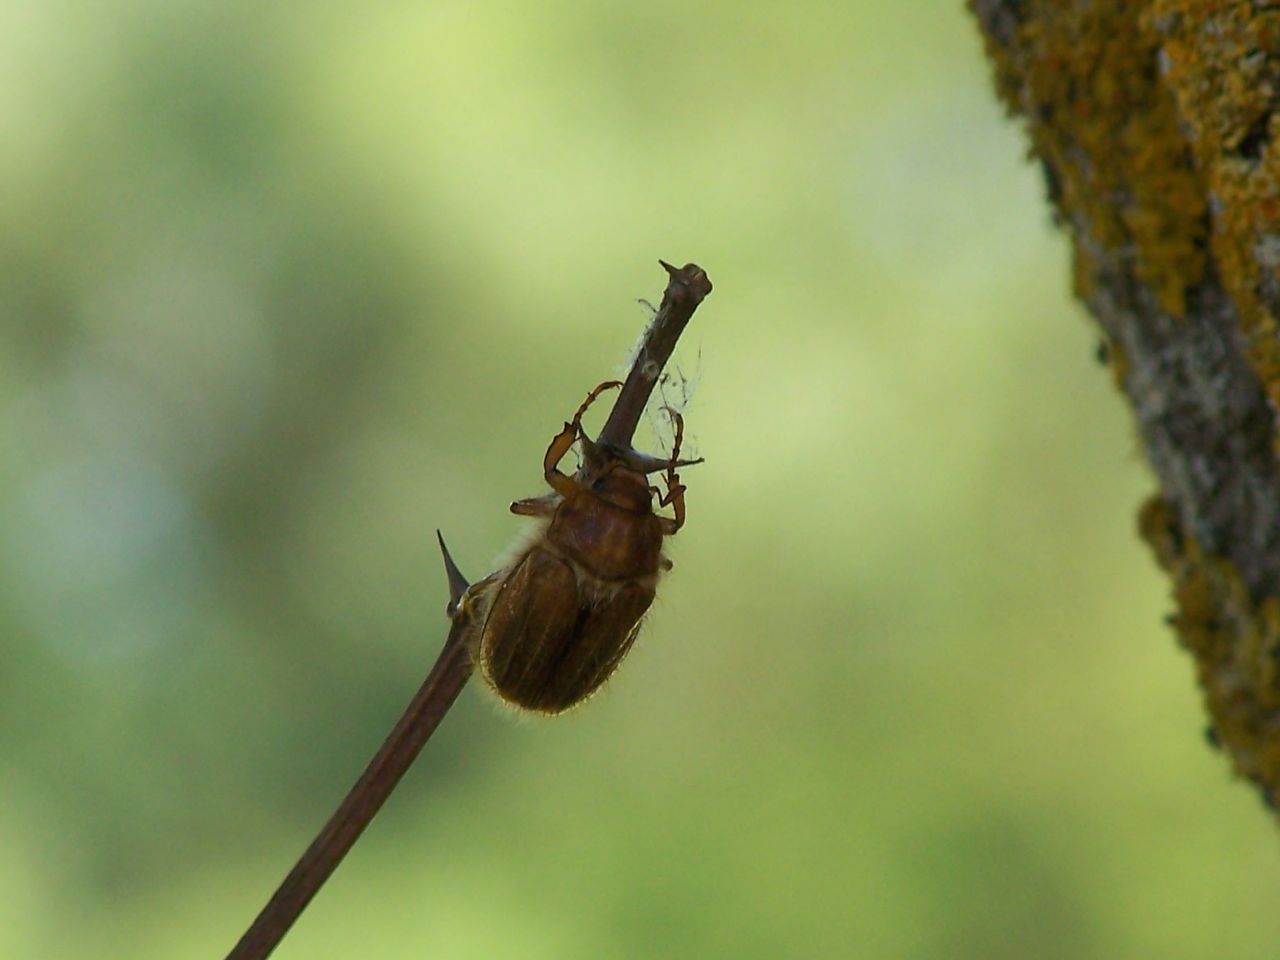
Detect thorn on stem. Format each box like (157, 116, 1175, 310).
(436, 531, 471, 617)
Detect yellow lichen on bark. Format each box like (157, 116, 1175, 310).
(1140, 497, 1280, 805)
(1146, 0, 1280, 412)
(977, 0, 1208, 316)
(982, 0, 1280, 408)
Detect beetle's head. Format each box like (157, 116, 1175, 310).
(587, 463, 653, 514)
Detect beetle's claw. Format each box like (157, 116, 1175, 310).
(436, 530, 472, 618)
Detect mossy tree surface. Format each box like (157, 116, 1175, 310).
(971, 0, 1280, 812)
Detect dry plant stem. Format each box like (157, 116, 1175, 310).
(225, 611, 474, 960)
(597, 261, 713, 451)
(224, 261, 711, 959)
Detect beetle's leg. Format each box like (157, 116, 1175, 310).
(659, 405, 689, 494)
(542, 422, 582, 499)
(571, 380, 623, 427)
(655, 406, 688, 535)
(543, 381, 623, 498)
(657, 480, 686, 535)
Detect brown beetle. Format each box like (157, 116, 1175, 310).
(467, 380, 698, 714)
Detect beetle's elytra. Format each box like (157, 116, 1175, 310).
(468, 381, 697, 714)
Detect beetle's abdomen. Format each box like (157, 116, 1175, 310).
(548, 495, 663, 582)
(476, 546, 655, 714)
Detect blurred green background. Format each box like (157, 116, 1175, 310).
(4, 1, 1278, 958)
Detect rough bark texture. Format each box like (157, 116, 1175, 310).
(970, 0, 1280, 811)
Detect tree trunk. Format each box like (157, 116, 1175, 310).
(970, 0, 1280, 812)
